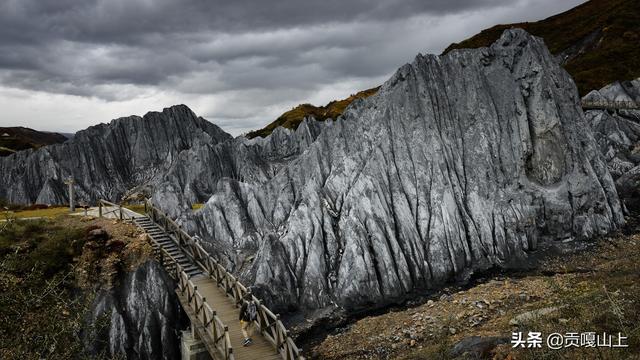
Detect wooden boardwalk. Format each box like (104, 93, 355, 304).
(135, 216, 203, 278)
(128, 206, 302, 360)
(190, 276, 281, 360)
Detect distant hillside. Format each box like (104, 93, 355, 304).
(246, 87, 379, 139)
(0, 127, 67, 157)
(443, 0, 640, 95)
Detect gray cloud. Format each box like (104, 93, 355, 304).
(1, 0, 512, 43)
(0, 0, 586, 134)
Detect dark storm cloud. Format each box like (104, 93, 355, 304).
(0, 0, 516, 98)
(0, 0, 587, 136)
(1, 0, 510, 42)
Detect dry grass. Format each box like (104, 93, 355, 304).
(192, 203, 205, 210)
(123, 204, 146, 215)
(124, 203, 204, 213)
(0, 146, 15, 156)
(8, 207, 81, 219)
(246, 87, 379, 139)
(311, 215, 640, 360)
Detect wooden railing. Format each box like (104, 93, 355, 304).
(582, 99, 640, 111)
(144, 199, 305, 360)
(98, 199, 134, 220)
(154, 244, 234, 360)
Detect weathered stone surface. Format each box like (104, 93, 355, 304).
(180, 29, 623, 313)
(509, 306, 562, 326)
(583, 79, 640, 210)
(84, 261, 188, 360)
(449, 336, 509, 358)
(153, 118, 326, 216)
(0, 104, 231, 205)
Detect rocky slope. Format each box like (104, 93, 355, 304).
(249, 0, 640, 139)
(0, 105, 231, 205)
(311, 213, 640, 360)
(178, 29, 624, 315)
(583, 78, 640, 210)
(86, 261, 187, 360)
(75, 218, 188, 360)
(444, 0, 640, 95)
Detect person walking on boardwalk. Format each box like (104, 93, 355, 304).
(239, 292, 258, 346)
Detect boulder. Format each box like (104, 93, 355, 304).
(509, 306, 563, 326)
(87, 228, 109, 242)
(449, 336, 509, 358)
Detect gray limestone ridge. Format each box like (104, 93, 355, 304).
(0, 105, 232, 204)
(176, 28, 624, 312)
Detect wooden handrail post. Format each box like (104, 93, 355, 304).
(275, 314, 282, 348)
(98, 201, 102, 217)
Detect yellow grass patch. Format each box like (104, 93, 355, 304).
(8, 207, 80, 219)
(192, 203, 205, 210)
(123, 204, 146, 215)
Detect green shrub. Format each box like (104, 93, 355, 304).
(1, 219, 86, 277)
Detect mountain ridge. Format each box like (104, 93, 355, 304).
(0, 104, 232, 205)
(0, 126, 68, 157)
(246, 0, 639, 139)
(443, 0, 640, 95)
(178, 29, 623, 314)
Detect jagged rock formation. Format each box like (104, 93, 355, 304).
(584, 79, 640, 210)
(154, 118, 327, 216)
(179, 29, 624, 314)
(1, 28, 626, 322)
(85, 261, 188, 360)
(0, 105, 231, 205)
(443, 0, 640, 96)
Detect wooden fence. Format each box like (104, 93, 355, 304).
(98, 199, 133, 220)
(154, 245, 235, 360)
(144, 199, 305, 360)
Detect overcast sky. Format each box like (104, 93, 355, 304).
(0, 0, 585, 136)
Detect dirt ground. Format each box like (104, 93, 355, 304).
(72, 215, 153, 288)
(311, 216, 640, 360)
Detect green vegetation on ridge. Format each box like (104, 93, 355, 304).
(0, 127, 67, 157)
(246, 87, 380, 139)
